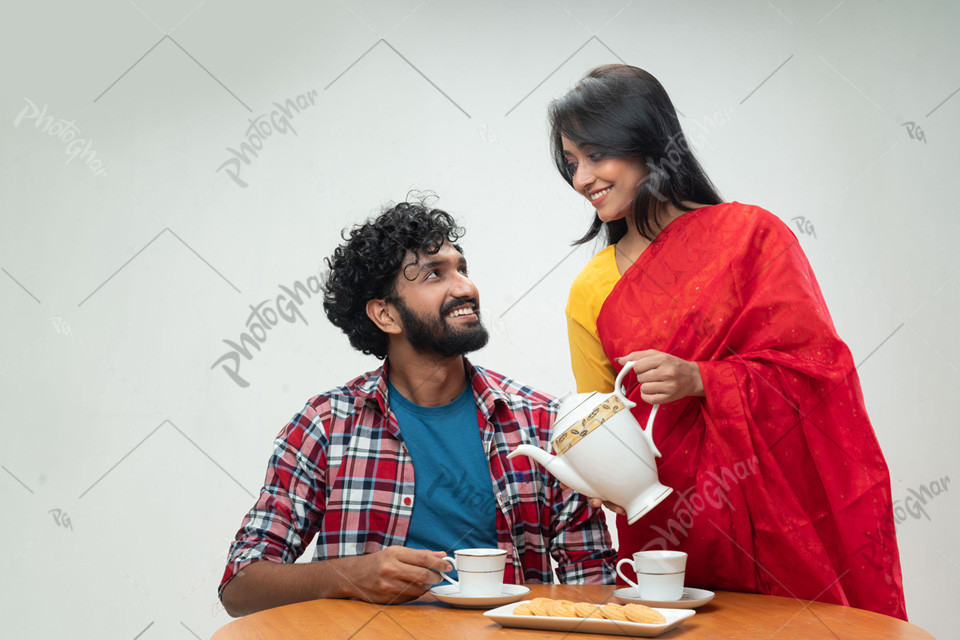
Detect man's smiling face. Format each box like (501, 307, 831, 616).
(388, 242, 488, 358)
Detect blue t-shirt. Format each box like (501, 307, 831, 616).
(387, 379, 498, 561)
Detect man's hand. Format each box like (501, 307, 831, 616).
(220, 546, 451, 616)
(616, 351, 704, 404)
(344, 546, 450, 604)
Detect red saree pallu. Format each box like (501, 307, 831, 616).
(596, 202, 906, 619)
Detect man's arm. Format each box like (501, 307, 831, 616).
(547, 476, 617, 584)
(220, 546, 450, 616)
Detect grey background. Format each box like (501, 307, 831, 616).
(1, 1, 957, 638)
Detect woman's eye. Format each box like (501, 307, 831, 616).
(587, 152, 604, 162)
(564, 162, 577, 176)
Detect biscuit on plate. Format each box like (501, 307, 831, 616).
(545, 599, 577, 617)
(528, 597, 552, 616)
(573, 602, 604, 618)
(599, 603, 630, 621)
(623, 603, 667, 624)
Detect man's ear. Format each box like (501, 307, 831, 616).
(366, 299, 403, 335)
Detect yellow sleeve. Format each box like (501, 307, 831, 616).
(567, 314, 616, 393)
(565, 246, 619, 394)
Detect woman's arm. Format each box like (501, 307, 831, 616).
(567, 315, 616, 393)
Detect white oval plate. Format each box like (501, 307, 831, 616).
(613, 586, 715, 609)
(429, 583, 530, 608)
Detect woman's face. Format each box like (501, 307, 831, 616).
(560, 135, 647, 223)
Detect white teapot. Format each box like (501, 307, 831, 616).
(507, 362, 672, 524)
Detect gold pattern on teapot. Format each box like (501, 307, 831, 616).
(552, 397, 627, 455)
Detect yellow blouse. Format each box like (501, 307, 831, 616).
(565, 245, 621, 393)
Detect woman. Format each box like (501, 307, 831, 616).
(550, 64, 907, 619)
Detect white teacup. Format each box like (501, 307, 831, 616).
(439, 548, 507, 596)
(616, 550, 687, 600)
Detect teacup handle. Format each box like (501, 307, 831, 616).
(438, 556, 458, 588)
(615, 361, 663, 458)
(616, 558, 640, 590)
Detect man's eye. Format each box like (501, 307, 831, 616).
(425, 270, 439, 279)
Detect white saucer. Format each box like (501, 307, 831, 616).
(429, 583, 531, 608)
(613, 587, 715, 609)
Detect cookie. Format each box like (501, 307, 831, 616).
(599, 603, 630, 621)
(623, 603, 667, 624)
(528, 597, 553, 616)
(545, 599, 578, 617)
(573, 602, 605, 618)
(513, 602, 533, 616)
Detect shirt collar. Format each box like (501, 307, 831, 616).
(356, 357, 508, 419)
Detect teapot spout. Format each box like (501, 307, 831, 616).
(507, 444, 600, 498)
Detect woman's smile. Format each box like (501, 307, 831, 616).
(560, 135, 647, 223)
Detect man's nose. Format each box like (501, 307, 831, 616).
(451, 271, 479, 300)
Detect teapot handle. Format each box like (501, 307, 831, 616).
(616, 361, 663, 459)
(614, 360, 639, 409)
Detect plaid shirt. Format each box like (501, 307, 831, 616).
(219, 359, 614, 597)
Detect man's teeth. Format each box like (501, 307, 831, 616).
(590, 187, 611, 201)
(447, 307, 474, 317)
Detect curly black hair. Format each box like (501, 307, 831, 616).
(322, 201, 465, 359)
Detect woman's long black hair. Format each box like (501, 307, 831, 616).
(549, 64, 723, 245)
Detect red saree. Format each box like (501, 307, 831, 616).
(596, 202, 906, 619)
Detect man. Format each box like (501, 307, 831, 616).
(219, 201, 614, 616)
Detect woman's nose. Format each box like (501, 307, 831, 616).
(572, 164, 593, 192)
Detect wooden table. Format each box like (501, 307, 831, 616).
(211, 585, 935, 639)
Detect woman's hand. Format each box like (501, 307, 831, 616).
(587, 497, 627, 516)
(559, 482, 628, 515)
(616, 350, 704, 404)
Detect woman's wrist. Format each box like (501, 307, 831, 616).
(688, 361, 705, 397)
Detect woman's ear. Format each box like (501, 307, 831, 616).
(366, 299, 402, 335)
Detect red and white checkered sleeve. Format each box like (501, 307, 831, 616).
(218, 400, 329, 599)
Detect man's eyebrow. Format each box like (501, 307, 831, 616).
(418, 256, 466, 272)
(420, 258, 445, 270)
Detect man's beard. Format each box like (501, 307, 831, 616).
(393, 296, 489, 359)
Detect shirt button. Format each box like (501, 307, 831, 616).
(403, 496, 413, 506)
